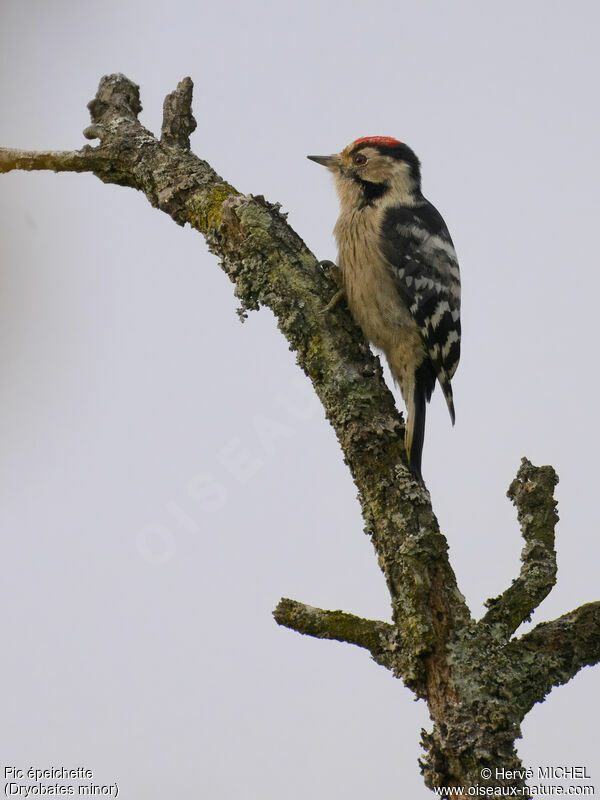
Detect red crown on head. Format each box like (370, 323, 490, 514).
(351, 136, 402, 147)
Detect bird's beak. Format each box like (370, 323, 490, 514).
(307, 154, 338, 169)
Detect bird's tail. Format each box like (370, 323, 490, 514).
(404, 391, 425, 481)
(404, 361, 437, 481)
(438, 369, 456, 425)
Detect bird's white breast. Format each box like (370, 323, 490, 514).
(334, 205, 424, 395)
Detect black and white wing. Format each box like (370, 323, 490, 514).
(381, 200, 461, 421)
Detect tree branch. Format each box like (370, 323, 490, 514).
(0, 147, 102, 175)
(481, 458, 558, 637)
(273, 598, 397, 669)
(161, 76, 196, 150)
(10, 73, 574, 790)
(507, 601, 600, 714)
(0, 72, 471, 694)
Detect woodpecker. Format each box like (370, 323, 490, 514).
(307, 136, 461, 480)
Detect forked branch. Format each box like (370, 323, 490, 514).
(2, 72, 598, 796)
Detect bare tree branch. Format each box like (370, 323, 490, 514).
(0, 72, 470, 693)
(273, 598, 397, 669)
(481, 458, 558, 637)
(507, 601, 600, 714)
(0, 147, 102, 174)
(3, 72, 598, 796)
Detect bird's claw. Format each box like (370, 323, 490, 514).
(318, 260, 345, 313)
(321, 288, 345, 314)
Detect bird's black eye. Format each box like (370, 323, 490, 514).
(353, 153, 367, 166)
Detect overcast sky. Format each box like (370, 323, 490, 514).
(1, 1, 599, 796)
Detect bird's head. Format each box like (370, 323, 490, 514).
(307, 136, 422, 209)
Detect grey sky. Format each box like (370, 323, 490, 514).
(1, 1, 599, 796)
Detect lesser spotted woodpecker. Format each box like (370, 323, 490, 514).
(308, 136, 461, 480)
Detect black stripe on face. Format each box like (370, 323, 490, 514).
(353, 176, 390, 204)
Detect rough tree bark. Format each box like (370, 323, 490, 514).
(2, 75, 598, 796)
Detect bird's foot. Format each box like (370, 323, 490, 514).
(318, 260, 345, 313)
(321, 288, 345, 313)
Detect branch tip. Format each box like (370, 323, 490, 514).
(273, 598, 397, 668)
(161, 77, 197, 150)
(482, 458, 559, 636)
(88, 73, 142, 126)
